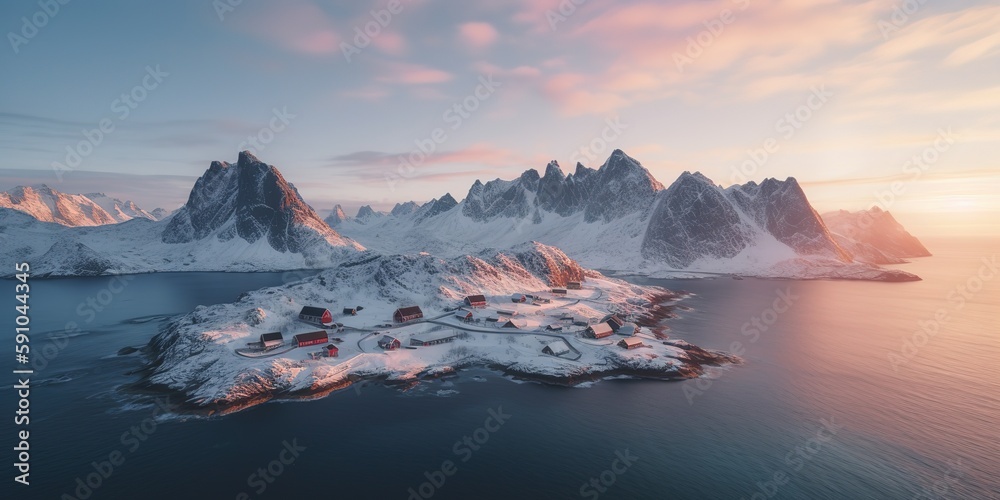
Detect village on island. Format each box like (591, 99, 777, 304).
(234, 278, 656, 374)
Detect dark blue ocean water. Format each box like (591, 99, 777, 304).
(1, 239, 997, 499)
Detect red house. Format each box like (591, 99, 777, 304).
(463, 295, 487, 308)
(393, 306, 423, 323)
(293, 331, 329, 347)
(324, 344, 339, 357)
(299, 306, 333, 326)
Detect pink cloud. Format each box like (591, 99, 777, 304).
(458, 22, 499, 49)
(372, 31, 408, 57)
(376, 62, 453, 85)
(232, 1, 341, 55)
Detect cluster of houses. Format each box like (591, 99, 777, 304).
(256, 330, 343, 359)
(583, 314, 641, 344)
(296, 304, 426, 327)
(267, 287, 642, 360)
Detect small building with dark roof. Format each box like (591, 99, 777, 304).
(409, 334, 459, 347)
(545, 324, 563, 332)
(567, 281, 582, 290)
(324, 344, 339, 357)
(617, 323, 638, 336)
(584, 322, 615, 339)
(393, 306, 423, 323)
(463, 295, 487, 308)
(511, 293, 527, 303)
(618, 337, 644, 350)
(299, 306, 333, 326)
(496, 309, 518, 317)
(551, 288, 567, 295)
(542, 340, 571, 356)
(378, 335, 401, 350)
(293, 330, 329, 347)
(455, 309, 476, 322)
(499, 319, 526, 329)
(343, 307, 359, 316)
(603, 314, 625, 332)
(260, 331, 284, 349)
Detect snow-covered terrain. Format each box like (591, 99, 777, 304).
(139, 243, 734, 413)
(0, 152, 363, 276)
(0, 184, 162, 226)
(335, 150, 920, 281)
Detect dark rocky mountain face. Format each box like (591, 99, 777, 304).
(641, 173, 850, 267)
(461, 149, 663, 223)
(162, 151, 349, 253)
(583, 149, 664, 222)
(641, 172, 755, 267)
(417, 193, 458, 221)
(728, 178, 850, 261)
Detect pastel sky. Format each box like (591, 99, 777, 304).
(1, 0, 998, 237)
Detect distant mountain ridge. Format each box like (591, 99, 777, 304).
(822, 207, 931, 264)
(0, 184, 163, 226)
(333, 149, 922, 281)
(0, 150, 924, 280)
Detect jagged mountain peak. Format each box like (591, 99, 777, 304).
(324, 204, 348, 227)
(573, 162, 593, 179)
(543, 161, 565, 181)
(519, 168, 541, 184)
(356, 205, 379, 219)
(390, 201, 419, 216)
(162, 152, 361, 256)
(237, 149, 262, 166)
(671, 171, 715, 187)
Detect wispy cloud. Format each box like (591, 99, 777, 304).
(231, 1, 341, 55)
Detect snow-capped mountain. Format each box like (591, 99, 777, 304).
(822, 207, 932, 264)
(0, 184, 158, 226)
(390, 201, 419, 216)
(150, 207, 172, 220)
(83, 192, 159, 222)
(163, 151, 361, 255)
(0, 151, 364, 276)
(334, 150, 919, 281)
(324, 204, 348, 227)
(642, 173, 850, 268)
(354, 204, 384, 222)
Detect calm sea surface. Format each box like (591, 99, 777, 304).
(1, 238, 997, 499)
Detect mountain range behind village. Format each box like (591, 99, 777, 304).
(0, 150, 929, 280)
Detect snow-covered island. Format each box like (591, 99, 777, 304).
(135, 243, 737, 414)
